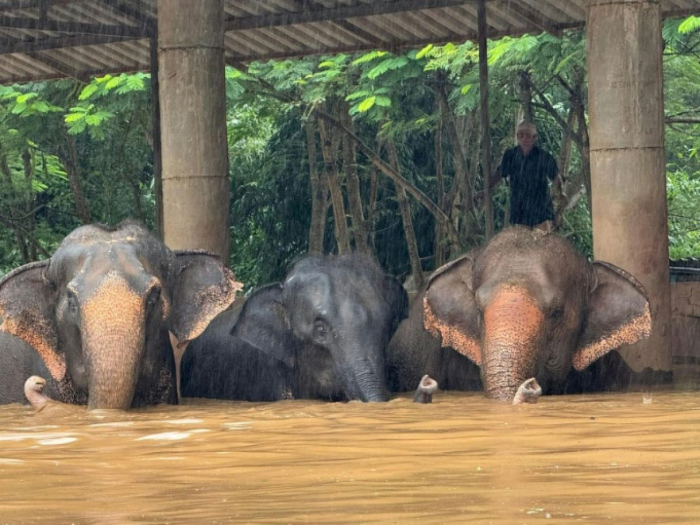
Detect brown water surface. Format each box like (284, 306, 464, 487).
(1, 391, 699, 523)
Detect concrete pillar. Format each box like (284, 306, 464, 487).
(587, 0, 671, 372)
(158, 0, 230, 259)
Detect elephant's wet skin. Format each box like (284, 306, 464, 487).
(413, 375, 438, 403)
(387, 226, 652, 401)
(0, 220, 241, 409)
(182, 254, 408, 402)
(512, 378, 542, 405)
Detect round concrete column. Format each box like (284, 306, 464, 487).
(157, 0, 230, 259)
(587, 0, 671, 372)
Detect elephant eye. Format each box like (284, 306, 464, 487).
(550, 307, 564, 320)
(146, 286, 161, 310)
(313, 318, 329, 341)
(66, 291, 78, 314)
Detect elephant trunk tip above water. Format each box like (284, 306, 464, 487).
(387, 226, 653, 401)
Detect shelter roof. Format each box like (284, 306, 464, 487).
(0, 0, 697, 83)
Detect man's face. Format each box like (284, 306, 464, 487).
(517, 127, 537, 155)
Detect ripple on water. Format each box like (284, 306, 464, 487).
(37, 437, 78, 446)
(0, 432, 77, 442)
(0, 458, 24, 465)
(0, 391, 698, 524)
(135, 429, 210, 441)
(222, 421, 252, 430)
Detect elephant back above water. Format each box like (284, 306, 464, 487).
(181, 253, 408, 402)
(387, 226, 652, 401)
(0, 220, 241, 409)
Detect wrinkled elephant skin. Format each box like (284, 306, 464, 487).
(0, 220, 241, 409)
(387, 227, 652, 401)
(182, 254, 408, 402)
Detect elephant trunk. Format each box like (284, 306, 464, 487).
(84, 327, 145, 409)
(81, 273, 146, 409)
(341, 342, 390, 402)
(481, 285, 544, 402)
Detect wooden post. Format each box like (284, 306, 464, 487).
(587, 0, 671, 373)
(477, 0, 494, 240)
(157, 0, 230, 259)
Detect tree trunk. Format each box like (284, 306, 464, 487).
(306, 117, 327, 255)
(61, 132, 92, 224)
(434, 118, 446, 268)
(519, 71, 535, 123)
(318, 116, 350, 255)
(0, 142, 29, 261)
(314, 107, 461, 248)
(366, 140, 380, 252)
(387, 139, 424, 290)
(466, 116, 484, 240)
(437, 79, 471, 210)
(341, 108, 371, 254)
(553, 108, 576, 226)
(22, 149, 37, 261)
(573, 95, 592, 213)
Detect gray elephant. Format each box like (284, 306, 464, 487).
(0, 220, 240, 409)
(386, 226, 652, 401)
(181, 254, 408, 402)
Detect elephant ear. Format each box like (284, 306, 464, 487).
(168, 251, 243, 345)
(230, 284, 295, 368)
(0, 260, 66, 381)
(423, 253, 482, 365)
(572, 261, 652, 371)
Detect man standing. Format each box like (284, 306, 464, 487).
(490, 121, 561, 231)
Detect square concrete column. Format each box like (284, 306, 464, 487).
(157, 0, 230, 260)
(587, 0, 671, 372)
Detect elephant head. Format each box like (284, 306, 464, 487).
(423, 227, 652, 401)
(233, 254, 408, 402)
(0, 220, 241, 409)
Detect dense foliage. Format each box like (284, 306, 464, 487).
(1, 21, 699, 288)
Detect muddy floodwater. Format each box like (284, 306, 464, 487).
(1, 392, 699, 524)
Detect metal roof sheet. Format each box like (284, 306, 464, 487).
(0, 0, 696, 83)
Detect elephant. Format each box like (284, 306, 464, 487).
(386, 226, 652, 401)
(181, 253, 408, 402)
(0, 220, 241, 409)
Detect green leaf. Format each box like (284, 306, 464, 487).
(66, 120, 87, 134)
(105, 76, 122, 91)
(345, 90, 370, 101)
(416, 44, 434, 59)
(351, 50, 387, 65)
(93, 110, 114, 120)
(64, 112, 85, 123)
(85, 115, 102, 126)
(78, 83, 99, 100)
(554, 50, 581, 74)
(16, 93, 37, 104)
(318, 61, 335, 69)
(679, 16, 700, 34)
(357, 96, 376, 112)
(30, 101, 51, 113)
(366, 57, 409, 79)
(374, 95, 391, 107)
